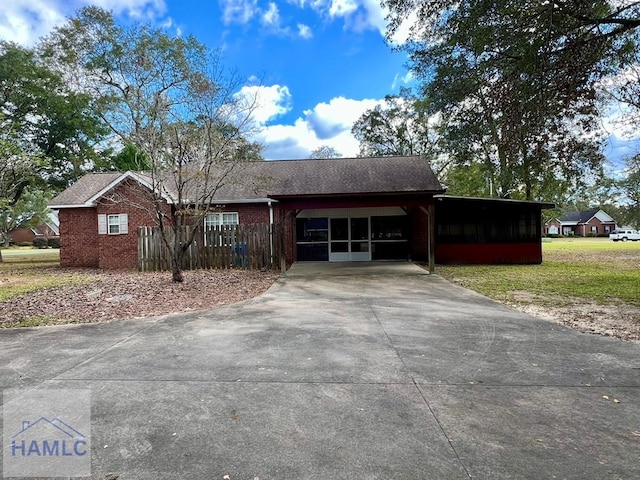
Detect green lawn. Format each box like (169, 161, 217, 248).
(0, 249, 92, 302)
(436, 238, 640, 307)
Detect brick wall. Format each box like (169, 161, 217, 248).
(280, 209, 295, 265)
(59, 178, 276, 270)
(8, 228, 36, 244)
(59, 208, 100, 267)
(95, 180, 169, 269)
(211, 203, 271, 225)
(583, 218, 616, 236)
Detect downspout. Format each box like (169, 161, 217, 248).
(268, 200, 274, 268)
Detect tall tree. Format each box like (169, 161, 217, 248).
(42, 7, 262, 282)
(383, 0, 640, 199)
(0, 140, 42, 261)
(352, 88, 440, 159)
(0, 41, 108, 190)
(620, 154, 640, 228)
(0, 187, 51, 248)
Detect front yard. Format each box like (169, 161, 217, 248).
(437, 237, 640, 340)
(0, 249, 279, 327)
(2, 239, 640, 340)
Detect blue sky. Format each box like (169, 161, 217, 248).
(0, 0, 414, 159)
(0, 0, 636, 164)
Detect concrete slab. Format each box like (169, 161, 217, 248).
(1, 262, 639, 479)
(285, 261, 428, 277)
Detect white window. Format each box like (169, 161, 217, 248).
(605, 226, 611, 233)
(98, 214, 128, 235)
(591, 226, 598, 233)
(203, 212, 239, 247)
(204, 212, 239, 229)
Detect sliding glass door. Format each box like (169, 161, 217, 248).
(329, 217, 371, 261)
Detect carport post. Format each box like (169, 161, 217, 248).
(428, 203, 435, 273)
(419, 204, 436, 274)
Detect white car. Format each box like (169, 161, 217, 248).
(609, 229, 640, 242)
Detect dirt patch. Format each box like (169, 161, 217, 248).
(506, 293, 640, 341)
(0, 268, 280, 327)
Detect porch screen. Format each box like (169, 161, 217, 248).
(371, 215, 409, 260)
(296, 218, 329, 261)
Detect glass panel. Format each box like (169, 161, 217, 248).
(222, 212, 239, 225)
(351, 241, 369, 253)
(296, 218, 329, 242)
(204, 214, 220, 228)
(372, 242, 408, 260)
(350, 217, 369, 240)
(331, 242, 348, 252)
(371, 216, 408, 240)
(331, 218, 348, 241)
(108, 215, 120, 234)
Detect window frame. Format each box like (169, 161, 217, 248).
(98, 213, 128, 235)
(204, 212, 239, 229)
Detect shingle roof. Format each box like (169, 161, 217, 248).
(558, 209, 599, 224)
(259, 156, 444, 197)
(49, 156, 444, 207)
(49, 172, 124, 207)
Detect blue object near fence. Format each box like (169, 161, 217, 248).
(233, 242, 248, 267)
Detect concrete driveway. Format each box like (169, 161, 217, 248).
(1, 262, 639, 479)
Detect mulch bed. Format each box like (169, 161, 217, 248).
(0, 268, 280, 327)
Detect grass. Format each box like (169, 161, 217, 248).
(1, 315, 65, 328)
(436, 238, 640, 307)
(0, 249, 91, 302)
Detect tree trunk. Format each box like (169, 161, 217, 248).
(171, 256, 184, 283)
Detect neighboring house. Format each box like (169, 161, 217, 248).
(49, 156, 553, 270)
(8, 214, 60, 244)
(545, 209, 617, 237)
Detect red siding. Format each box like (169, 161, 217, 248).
(410, 207, 429, 261)
(436, 243, 543, 264)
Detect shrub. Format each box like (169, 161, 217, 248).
(48, 237, 60, 248)
(16, 241, 33, 247)
(33, 237, 48, 249)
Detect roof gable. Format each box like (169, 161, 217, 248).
(49, 171, 172, 208)
(594, 210, 615, 223)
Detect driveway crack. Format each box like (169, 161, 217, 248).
(369, 304, 473, 479)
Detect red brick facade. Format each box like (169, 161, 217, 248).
(59, 179, 277, 269)
(56, 174, 546, 269)
(59, 208, 100, 267)
(545, 217, 616, 237)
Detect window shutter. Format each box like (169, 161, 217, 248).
(120, 213, 129, 234)
(98, 214, 107, 234)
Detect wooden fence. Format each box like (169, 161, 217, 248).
(138, 224, 283, 272)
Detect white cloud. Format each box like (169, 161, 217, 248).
(328, 0, 359, 17)
(297, 23, 312, 39)
(0, 0, 66, 45)
(261, 2, 281, 27)
(237, 84, 293, 124)
(248, 91, 382, 159)
(220, 0, 259, 25)
(0, 0, 168, 46)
